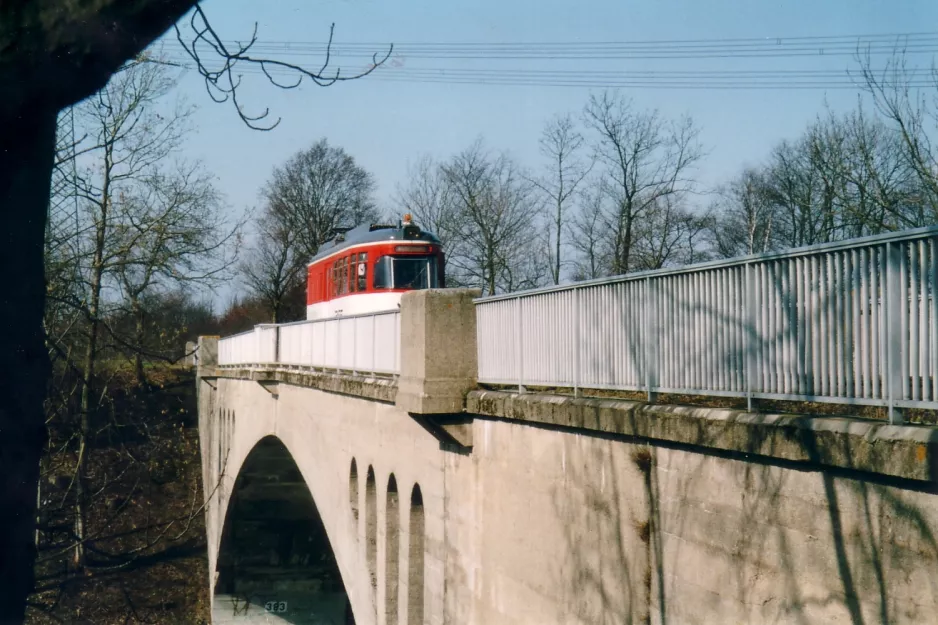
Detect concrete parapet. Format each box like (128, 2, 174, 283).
(211, 367, 398, 404)
(467, 389, 938, 483)
(196, 335, 218, 374)
(184, 341, 197, 367)
(396, 288, 480, 415)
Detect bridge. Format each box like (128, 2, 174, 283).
(195, 228, 938, 625)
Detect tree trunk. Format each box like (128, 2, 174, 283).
(133, 298, 147, 387)
(0, 105, 56, 624)
(75, 184, 109, 570)
(553, 197, 562, 285)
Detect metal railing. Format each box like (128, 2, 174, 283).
(217, 309, 401, 375)
(475, 226, 938, 423)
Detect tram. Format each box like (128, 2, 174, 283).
(306, 214, 445, 320)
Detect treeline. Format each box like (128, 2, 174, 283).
(236, 52, 938, 315)
(34, 59, 240, 620)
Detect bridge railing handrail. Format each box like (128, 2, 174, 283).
(217, 309, 401, 375)
(475, 225, 938, 304)
(474, 226, 938, 423)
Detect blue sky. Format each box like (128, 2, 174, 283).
(144, 0, 938, 306)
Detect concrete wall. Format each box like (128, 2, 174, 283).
(445, 416, 938, 625)
(201, 374, 938, 625)
(200, 377, 448, 625)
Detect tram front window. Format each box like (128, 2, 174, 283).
(374, 255, 440, 290)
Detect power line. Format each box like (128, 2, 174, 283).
(154, 29, 938, 91)
(154, 53, 935, 90)
(161, 31, 938, 60)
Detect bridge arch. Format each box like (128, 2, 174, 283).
(213, 435, 370, 624)
(407, 484, 425, 625)
(385, 474, 400, 625)
(350, 458, 359, 524)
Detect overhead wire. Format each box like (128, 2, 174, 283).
(161, 32, 938, 60)
(155, 30, 938, 90)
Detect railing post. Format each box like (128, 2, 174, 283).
(886, 241, 904, 423)
(274, 325, 280, 366)
(517, 296, 525, 394)
(394, 311, 400, 377)
(745, 262, 754, 412)
(336, 319, 341, 375)
(645, 277, 657, 403)
(352, 317, 358, 376)
(574, 287, 580, 398)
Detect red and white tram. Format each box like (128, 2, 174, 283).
(306, 214, 445, 320)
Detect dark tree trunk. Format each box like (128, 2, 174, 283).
(0, 2, 204, 619)
(0, 105, 57, 624)
(133, 299, 147, 387)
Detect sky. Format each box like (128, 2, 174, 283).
(140, 0, 938, 308)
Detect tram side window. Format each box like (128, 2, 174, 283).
(357, 252, 368, 291)
(341, 257, 349, 295)
(374, 255, 391, 289)
(349, 255, 357, 293)
(334, 257, 348, 296)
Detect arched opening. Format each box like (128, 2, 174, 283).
(365, 466, 378, 593)
(215, 436, 355, 624)
(408, 484, 425, 625)
(349, 459, 359, 523)
(386, 474, 400, 625)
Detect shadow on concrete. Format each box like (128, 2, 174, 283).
(545, 399, 938, 624)
(214, 436, 354, 625)
(544, 269, 938, 623)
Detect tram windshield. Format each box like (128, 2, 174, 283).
(374, 255, 440, 290)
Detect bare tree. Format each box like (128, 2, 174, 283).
(571, 181, 611, 281)
(707, 168, 777, 258)
(441, 139, 543, 294)
(632, 195, 711, 270)
(530, 114, 593, 284)
(241, 209, 307, 323)
(113, 161, 241, 385)
(52, 59, 240, 570)
(810, 103, 921, 233)
(2, 2, 389, 616)
(68, 60, 190, 569)
(857, 47, 938, 215)
(263, 138, 380, 261)
(760, 136, 835, 248)
(395, 155, 459, 263)
(583, 91, 703, 275)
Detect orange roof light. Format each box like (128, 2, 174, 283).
(403, 213, 412, 225)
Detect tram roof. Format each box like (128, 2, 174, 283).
(308, 222, 442, 264)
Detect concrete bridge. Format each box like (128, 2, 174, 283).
(196, 229, 938, 625)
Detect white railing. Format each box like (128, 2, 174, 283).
(217, 309, 401, 375)
(475, 226, 938, 423)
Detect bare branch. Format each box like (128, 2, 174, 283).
(173, 7, 392, 130)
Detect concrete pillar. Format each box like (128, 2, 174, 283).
(396, 289, 480, 414)
(197, 335, 219, 374)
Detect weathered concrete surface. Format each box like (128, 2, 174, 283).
(396, 289, 480, 414)
(199, 365, 938, 624)
(467, 390, 938, 482)
(198, 335, 218, 371)
(199, 376, 446, 625)
(451, 415, 938, 625)
(210, 366, 397, 404)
